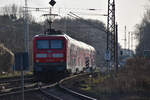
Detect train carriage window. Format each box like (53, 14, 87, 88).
(50, 40, 63, 49)
(37, 40, 49, 49)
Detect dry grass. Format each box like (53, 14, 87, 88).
(88, 57, 150, 99)
(63, 57, 150, 100)
(105, 57, 150, 93)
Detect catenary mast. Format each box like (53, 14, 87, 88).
(107, 0, 116, 69)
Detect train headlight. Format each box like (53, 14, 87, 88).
(36, 59, 39, 63)
(36, 53, 47, 58)
(52, 53, 64, 58)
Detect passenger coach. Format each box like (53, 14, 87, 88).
(33, 32, 96, 80)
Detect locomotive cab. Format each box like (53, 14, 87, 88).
(33, 32, 67, 81)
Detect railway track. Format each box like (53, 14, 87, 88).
(40, 83, 97, 100)
(40, 73, 97, 100)
(0, 73, 97, 100)
(0, 75, 35, 93)
(0, 75, 33, 83)
(0, 81, 56, 100)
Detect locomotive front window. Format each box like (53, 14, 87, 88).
(37, 40, 49, 49)
(50, 40, 63, 49)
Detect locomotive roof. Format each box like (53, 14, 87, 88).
(34, 33, 95, 52)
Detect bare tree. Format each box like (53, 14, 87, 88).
(2, 4, 23, 19)
(135, 7, 150, 56)
(11, 4, 18, 17)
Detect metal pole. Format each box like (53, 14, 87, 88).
(131, 33, 133, 55)
(107, 0, 110, 51)
(49, 7, 52, 32)
(107, 0, 116, 69)
(50, 7, 51, 30)
(106, 0, 110, 72)
(21, 56, 24, 100)
(113, 0, 116, 64)
(128, 32, 130, 55)
(25, 0, 29, 53)
(124, 26, 127, 55)
(21, 71, 24, 100)
(22, 0, 28, 100)
(115, 23, 118, 71)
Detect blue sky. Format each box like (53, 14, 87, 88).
(1, 0, 149, 49)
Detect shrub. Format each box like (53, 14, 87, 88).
(0, 44, 14, 73)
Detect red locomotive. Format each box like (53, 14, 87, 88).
(33, 30, 96, 81)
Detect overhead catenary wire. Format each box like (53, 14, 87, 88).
(66, 12, 106, 42)
(70, 11, 107, 16)
(69, 12, 107, 33)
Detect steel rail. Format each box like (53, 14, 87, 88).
(59, 73, 97, 100)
